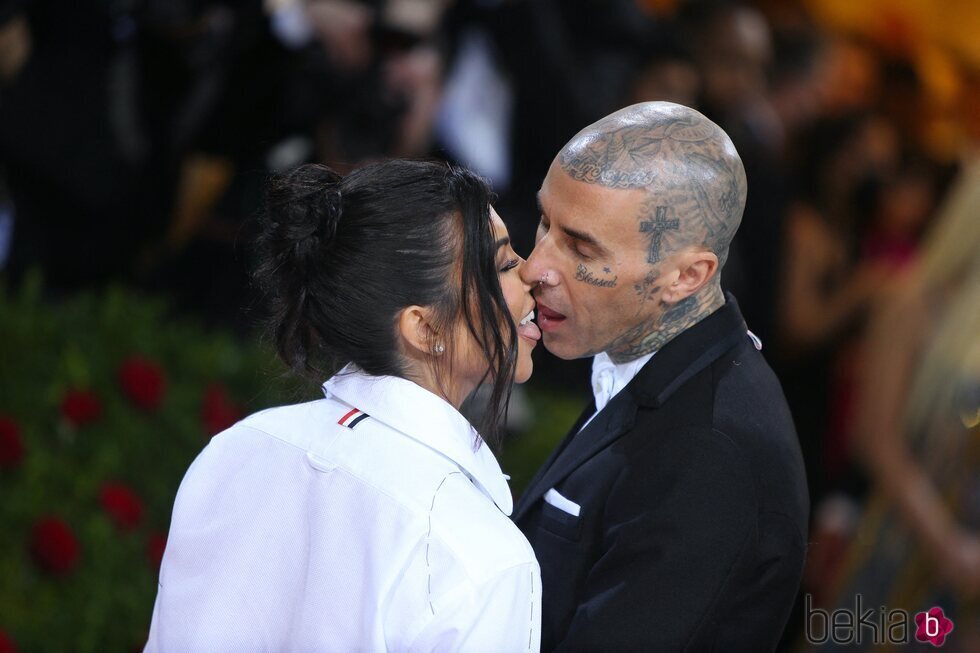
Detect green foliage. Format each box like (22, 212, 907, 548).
(499, 390, 581, 497)
(0, 274, 306, 652)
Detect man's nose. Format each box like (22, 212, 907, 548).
(521, 243, 556, 288)
(520, 246, 544, 286)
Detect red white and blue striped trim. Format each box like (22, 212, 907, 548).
(338, 407, 370, 429)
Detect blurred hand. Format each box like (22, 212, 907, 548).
(0, 14, 31, 83)
(385, 45, 442, 156)
(854, 259, 899, 300)
(935, 531, 980, 599)
(306, 0, 374, 72)
(803, 495, 860, 606)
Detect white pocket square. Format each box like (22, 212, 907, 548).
(544, 488, 581, 517)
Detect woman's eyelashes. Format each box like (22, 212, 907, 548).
(500, 257, 520, 273)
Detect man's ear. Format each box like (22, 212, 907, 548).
(661, 249, 719, 304)
(398, 305, 441, 357)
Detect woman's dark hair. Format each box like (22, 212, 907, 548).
(252, 160, 516, 445)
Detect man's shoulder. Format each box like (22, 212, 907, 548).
(709, 343, 809, 524)
(625, 340, 807, 516)
(707, 342, 801, 465)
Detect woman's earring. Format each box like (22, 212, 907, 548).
(434, 343, 445, 354)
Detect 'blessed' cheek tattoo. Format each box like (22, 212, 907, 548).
(575, 264, 618, 288)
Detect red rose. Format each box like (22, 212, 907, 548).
(201, 383, 241, 436)
(59, 389, 103, 427)
(0, 629, 17, 653)
(0, 416, 25, 469)
(99, 482, 144, 531)
(30, 516, 80, 576)
(146, 531, 167, 569)
(118, 356, 166, 412)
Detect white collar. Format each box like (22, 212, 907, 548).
(589, 329, 763, 413)
(590, 351, 656, 413)
(322, 365, 513, 515)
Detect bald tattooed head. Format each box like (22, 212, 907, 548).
(558, 102, 746, 269)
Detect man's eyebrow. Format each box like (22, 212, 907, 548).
(537, 192, 606, 252)
(561, 225, 603, 250)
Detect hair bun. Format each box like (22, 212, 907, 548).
(265, 163, 345, 248)
(318, 185, 343, 243)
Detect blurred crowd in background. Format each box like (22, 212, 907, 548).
(0, 0, 977, 649)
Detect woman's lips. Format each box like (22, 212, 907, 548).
(536, 303, 566, 332)
(517, 305, 541, 342)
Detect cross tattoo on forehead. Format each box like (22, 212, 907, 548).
(640, 206, 679, 264)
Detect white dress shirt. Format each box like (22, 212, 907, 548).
(146, 366, 541, 652)
(579, 351, 655, 432)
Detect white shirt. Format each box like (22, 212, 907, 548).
(579, 351, 655, 431)
(145, 366, 541, 652)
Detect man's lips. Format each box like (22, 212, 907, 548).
(536, 303, 566, 332)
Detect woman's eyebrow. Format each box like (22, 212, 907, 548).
(494, 237, 510, 251)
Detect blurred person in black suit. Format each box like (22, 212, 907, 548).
(0, 1, 167, 288)
(681, 0, 786, 348)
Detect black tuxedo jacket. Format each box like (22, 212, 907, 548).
(514, 297, 809, 652)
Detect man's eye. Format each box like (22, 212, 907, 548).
(574, 248, 593, 260)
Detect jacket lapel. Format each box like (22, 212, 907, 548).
(513, 394, 636, 522)
(513, 398, 594, 517)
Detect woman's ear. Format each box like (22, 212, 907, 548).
(398, 305, 442, 357)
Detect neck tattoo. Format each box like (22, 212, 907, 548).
(605, 283, 724, 363)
